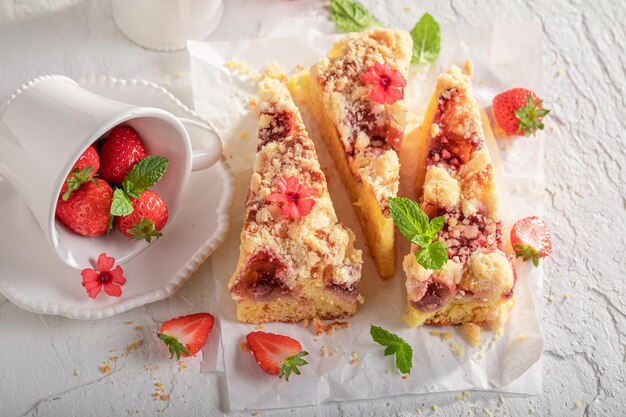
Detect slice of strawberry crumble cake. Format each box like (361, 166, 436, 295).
(404, 65, 516, 329)
(228, 78, 363, 323)
(298, 29, 412, 280)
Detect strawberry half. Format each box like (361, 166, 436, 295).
(511, 216, 552, 267)
(492, 88, 550, 137)
(55, 178, 113, 236)
(246, 331, 309, 381)
(115, 190, 168, 242)
(60, 145, 100, 200)
(99, 125, 147, 184)
(158, 313, 214, 360)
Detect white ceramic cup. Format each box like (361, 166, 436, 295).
(112, 0, 224, 52)
(0, 75, 222, 269)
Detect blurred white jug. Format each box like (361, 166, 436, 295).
(112, 0, 224, 51)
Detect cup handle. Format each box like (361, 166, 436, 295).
(178, 118, 223, 172)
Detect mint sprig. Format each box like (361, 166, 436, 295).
(122, 155, 169, 199)
(410, 13, 441, 65)
(110, 188, 134, 217)
(329, 0, 382, 33)
(370, 325, 412, 374)
(388, 196, 448, 270)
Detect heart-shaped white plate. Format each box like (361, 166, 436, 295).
(0, 76, 234, 319)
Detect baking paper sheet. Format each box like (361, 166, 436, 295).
(189, 21, 545, 411)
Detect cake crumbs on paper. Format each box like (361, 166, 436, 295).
(311, 317, 351, 336)
(430, 330, 441, 337)
(247, 97, 258, 109)
(125, 321, 133, 325)
(548, 295, 556, 303)
(238, 130, 250, 141)
(455, 391, 470, 401)
(178, 361, 188, 372)
(294, 64, 305, 72)
(402, 374, 409, 380)
(99, 362, 111, 374)
(251, 412, 259, 416)
(386, 368, 392, 375)
(574, 400, 582, 409)
(240, 341, 250, 352)
(134, 325, 142, 331)
(483, 408, 494, 417)
(349, 351, 360, 365)
(563, 293, 570, 300)
(431, 405, 439, 411)
(260, 62, 288, 83)
(415, 408, 421, 414)
(321, 345, 329, 357)
(450, 342, 465, 358)
(224, 60, 253, 76)
(517, 333, 528, 342)
(461, 323, 483, 347)
(122, 339, 144, 357)
(403, 5, 414, 12)
(464, 60, 474, 77)
(442, 331, 453, 341)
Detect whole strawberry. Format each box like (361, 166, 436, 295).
(492, 88, 550, 137)
(511, 216, 552, 267)
(55, 178, 113, 236)
(60, 145, 100, 200)
(246, 331, 309, 381)
(158, 313, 215, 360)
(99, 125, 147, 184)
(115, 190, 168, 242)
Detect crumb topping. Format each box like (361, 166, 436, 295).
(230, 79, 363, 302)
(311, 29, 412, 211)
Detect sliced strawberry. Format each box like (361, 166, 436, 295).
(492, 88, 550, 137)
(60, 145, 100, 200)
(511, 216, 552, 267)
(55, 178, 113, 236)
(158, 313, 214, 360)
(115, 190, 168, 242)
(246, 331, 308, 381)
(99, 125, 147, 184)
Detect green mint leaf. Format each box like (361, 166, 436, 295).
(410, 234, 431, 248)
(410, 13, 441, 65)
(370, 325, 412, 374)
(415, 241, 448, 270)
(427, 215, 445, 239)
(122, 155, 168, 198)
(110, 188, 134, 217)
(329, 0, 382, 33)
(388, 197, 428, 241)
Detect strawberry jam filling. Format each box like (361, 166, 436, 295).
(410, 276, 457, 313)
(231, 251, 291, 301)
(342, 102, 403, 157)
(428, 89, 481, 169)
(258, 110, 294, 150)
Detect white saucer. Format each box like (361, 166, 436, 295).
(0, 76, 234, 320)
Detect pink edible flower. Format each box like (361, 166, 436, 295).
(361, 61, 406, 105)
(81, 253, 126, 299)
(267, 176, 317, 220)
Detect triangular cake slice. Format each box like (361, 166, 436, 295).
(228, 79, 363, 323)
(404, 65, 516, 329)
(304, 29, 412, 279)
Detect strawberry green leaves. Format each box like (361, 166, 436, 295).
(514, 243, 542, 267)
(62, 166, 98, 201)
(389, 197, 448, 270)
(122, 155, 169, 198)
(410, 13, 441, 65)
(126, 217, 163, 243)
(278, 351, 309, 381)
(515, 94, 550, 137)
(158, 333, 190, 361)
(329, 0, 382, 33)
(370, 325, 412, 374)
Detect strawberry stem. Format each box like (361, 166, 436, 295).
(514, 243, 542, 267)
(62, 166, 97, 201)
(126, 217, 163, 243)
(278, 351, 309, 381)
(158, 333, 190, 361)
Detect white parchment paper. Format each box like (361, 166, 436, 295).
(189, 21, 545, 411)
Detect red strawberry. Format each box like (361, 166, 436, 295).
(492, 88, 550, 137)
(115, 190, 168, 242)
(158, 313, 215, 360)
(511, 216, 552, 267)
(99, 125, 147, 184)
(60, 146, 100, 200)
(55, 178, 113, 236)
(246, 331, 308, 381)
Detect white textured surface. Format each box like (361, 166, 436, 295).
(0, 1, 624, 416)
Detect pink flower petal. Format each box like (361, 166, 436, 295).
(109, 266, 126, 285)
(83, 281, 102, 299)
(296, 198, 315, 217)
(369, 86, 387, 104)
(267, 192, 289, 203)
(96, 253, 115, 272)
(285, 177, 300, 193)
(361, 67, 380, 85)
(281, 202, 301, 220)
(385, 87, 404, 104)
(275, 177, 288, 193)
(81, 268, 100, 282)
(298, 185, 318, 199)
(103, 282, 122, 297)
(389, 69, 406, 87)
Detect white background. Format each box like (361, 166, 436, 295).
(0, 1, 624, 416)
